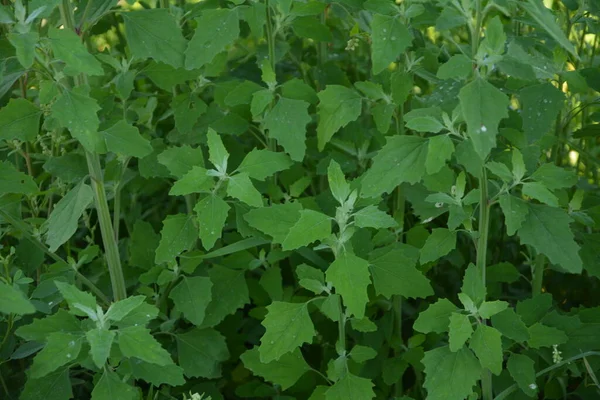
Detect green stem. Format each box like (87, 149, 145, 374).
(494, 351, 600, 400)
(265, 0, 276, 72)
(113, 158, 130, 241)
(159, 0, 170, 8)
(60, 0, 127, 301)
(337, 295, 346, 355)
(471, 0, 483, 56)
(531, 254, 545, 296)
(392, 295, 403, 395)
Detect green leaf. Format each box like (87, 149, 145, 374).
(422, 346, 481, 400)
(259, 301, 316, 363)
(91, 370, 137, 400)
(16, 310, 82, 342)
(530, 163, 577, 190)
(325, 372, 375, 400)
(0, 281, 35, 315)
(177, 328, 229, 378)
(170, 166, 213, 196)
(478, 300, 508, 319)
(328, 160, 350, 204)
(157, 145, 205, 178)
(371, 14, 412, 74)
(499, 194, 528, 236)
(51, 86, 104, 152)
(368, 244, 433, 299)
(469, 325, 503, 375)
(507, 354, 538, 397)
(491, 308, 530, 342)
(207, 128, 229, 172)
(45, 182, 93, 252)
(282, 210, 331, 251)
(227, 173, 263, 207)
(521, 0, 578, 59)
(297, 264, 326, 294)
(86, 328, 115, 369)
(118, 326, 173, 365)
(372, 102, 395, 133)
(486, 161, 513, 182)
(200, 265, 249, 328)
(317, 86, 362, 150)
(404, 108, 445, 133)
(0, 161, 37, 195)
(169, 276, 213, 325)
(354, 81, 387, 101)
(20, 367, 72, 400)
(115, 303, 159, 329)
(263, 97, 311, 162)
(361, 136, 428, 198)
(349, 345, 378, 363)
(521, 182, 558, 207)
(185, 9, 239, 69)
(527, 323, 568, 349)
(236, 149, 293, 181)
(172, 93, 207, 134)
(414, 299, 459, 334)
(326, 253, 371, 318)
(516, 294, 552, 326)
(461, 263, 486, 306)
(520, 83, 565, 142)
(123, 9, 187, 68)
(292, 16, 333, 42)
(437, 55, 472, 80)
(101, 120, 152, 158)
(30, 332, 83, 378)
(128, 221, 159, 269)
(517, 203, 582, 273)
(129, 359, 185, 387)
(244, 202, 303, 244)
(449, 313, 473, 352)
(105, 296, 147, 322)
(55, 281, 97, 316)
(0, 98, 41, 142)
(194, 194, 230, 250)
(420, 228, 457, 264)
(426, 135, 455, 174)
(241, 347, 310, 390)
(48, 27, 103, 76)
(8, 31, 38, 69)
(155, 214, 198, 264)
(458, 78, 509, 159)
(354, 205, 397, 229)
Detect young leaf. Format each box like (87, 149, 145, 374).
(449, 313, 473, 352)
(236, 149, 293, 181)
(91, 370, 137, 400)
(241, 347, 310, 390)
(328, 160, 350, 204)
(368, 244, 433, 299)
(169, 276, 213, 325)
(491, 308, 530, 342)
(478, 300, 509, 319)
(361, 136, 428, 198)
(414, 299, 459, 334)
(30, 332, 83, 378)
(194, 194, 230, 250)
(325, 372, 375, 400)
(422, 346, 481, 400)
(469, 325, 503, 375)
(507, 354, 538, 397)
(100, 120, 152, 158)
(370, 14, 412, 74)
(426, 135, 455, 174)
(420, 228, 457, 264)
(259, 301, 316, 363)
(326, 253, 371, 318)
(458, 78, 509, 159)
(0, 161, 37, 195)
(51, 86, 104, 152)
(86, 329, 115, 369)
(200, 265, 249, 328)
(0, 98, 41, 142)
(461, 263, 486, 306)
(354, 205, 397, 229)
(281, 210, 331, 251)
(517, 204, 582, 273)
(123, 9, 187, 68)
(105, 296, 146, 322)
(48, 27, 103, 76)
(263, 98, 311, 162)
(117, 326, 173, 366)
(317, 86, 362, 150)
(155, 214, 198, 264)
(0, 281, 35, 315)
(176, 328, 229, 378)
(227, 173, 263, 207)
(170, 166, 213, 196)
(499, 194, 528, 236)
(185, 9, 239, 69)
(46, 181, 94, 252)
(207, 128, 229, 172)
(157, 145, 205, 178)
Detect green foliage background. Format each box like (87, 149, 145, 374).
(1, 0, 600, 399)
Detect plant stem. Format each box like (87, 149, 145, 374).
(59, 0, 127, 301)
(159, 0, 170, 8)
(337, 295, 346, 355)
(265, 0, 276, 72)
(531, 253, 546, 296)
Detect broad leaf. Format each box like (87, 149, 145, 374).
(354, 205, 397, 229)
(281, 209, 331, 251)
(414, 299, 459, 334)
(177, 328, 229, 378)
(101, 120, 152, 158)
(507, 354, 538, 397)
(236, 149, 293, 181)
(326, 253, 371, 318)
(185, 9, 239, 69)
(520, 83, 565, 142)
(157, 145, 205, 178)
(0, 161, 37, 195)
(20, 367, 72, 400)
(426, 135, 455, 174)
(499, 194, 528, 236)
(170, 166, 213, 196)
(227, 173, 263, 207)
(264, 98, 312, 162)
(117, 326, 173, 366)
(244, 202, 303, 244)
(86, 329, 115, 369)
(241, 347, 310, 390)
(448, 313, 473, 352)
(420, 228, 457, 264)
(422, 346, 481, 400)
(49, 27, 103, 76)
(0, 281, 35, 315)
(0, 98, 41, 142)
(155, 214, 198, 264)
(491, 308, 529, 342)
(200, 265, 249, 328)
(91, 370, 137, 400)
(16, 310, 82, 342)
(469, 325, 503, 375)
(371, 14, 412, 74)
(317, 86, 362, 150)
(30, 332, 83, 378)
(169, 276, 213, 325)
(328, 160, 350, 204)
(325, 372, 375, 400)
(521, 0, 578, 58)
(194, 194, 230, 250)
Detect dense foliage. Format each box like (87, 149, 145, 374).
(1, 0, 600, 399)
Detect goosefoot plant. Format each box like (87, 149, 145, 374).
(1, 0, 600, 399)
